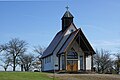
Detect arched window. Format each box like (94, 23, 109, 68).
(67, 51, 78, 59)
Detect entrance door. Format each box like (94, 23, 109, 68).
(67, 60, 78, 72)
(67, 49, 78, 72)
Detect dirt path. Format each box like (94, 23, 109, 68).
(48, 74, 120, 80)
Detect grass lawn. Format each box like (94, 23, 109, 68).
(0, 72, 58, 80)
(0, 72, 120, 80)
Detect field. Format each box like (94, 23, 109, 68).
(0, 72, 120, 80)
(0, 72, 56, 80)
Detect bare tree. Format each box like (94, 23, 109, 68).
(0, 56, 11, 71)
(94, 49, 101, 72)
(113, 52, 120, 74)
(31, 58, 41, 72)
(0, 38, 28, 71)
(19, 53, 35, 71)
(33, 45, 46, 71)
(0, 45, 2, 52)
(33, 45, 46, 57)
(94, 49, 112, 73)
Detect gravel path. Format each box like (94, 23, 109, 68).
(48, 74, 120, 80)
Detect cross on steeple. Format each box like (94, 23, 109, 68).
(66, 5, 69, 11)
(62, 6, 74, 32)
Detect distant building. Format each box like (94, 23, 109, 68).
(41, 8, 95, 72)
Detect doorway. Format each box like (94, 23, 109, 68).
(66, 50, 78, 72)
(67, 60, 78, 72)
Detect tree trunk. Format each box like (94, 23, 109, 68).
(4, 68, 7, 71)
(117, 64, 119, 74)
(27, 64, 29, 71)
(13, 57, 16, 71)
(24, 65, 27, 71)
(101, 66, 104, 73)
(21, 64, 23, 71)
(97, 63, 100, 73)
(13, 65, 15, 71)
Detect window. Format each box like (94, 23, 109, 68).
(62, 55, 65, 70)
(67, 51, 78, 59)
(45, 56, 51, 63)
(49, 56, 51, 62)
(47, 57, 49, 63)
(45, 58, 46, 64)
(48, 56, 51, 63)
(71, 29, 74, 32)
(80, 56, 83, 70)
(67, 48, 78, 59)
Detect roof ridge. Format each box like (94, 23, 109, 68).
(63, 29, 79, 52)
(58, 29, 79, 54)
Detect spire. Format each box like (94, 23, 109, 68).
(62, 6, 74, 18)
(62, 10, 74, 18)
(61, 6, 74, 32)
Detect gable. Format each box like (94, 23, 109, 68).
(52, 23, 77, 55)
(58, 28, 95, 55)
(58, 30, 79, 54)
(79, 29, 95, 54)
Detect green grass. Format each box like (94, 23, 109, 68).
(0, 72, 57, 80)
(0, 72, 120, 80)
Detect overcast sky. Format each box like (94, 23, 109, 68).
(0, 0, 120, 55)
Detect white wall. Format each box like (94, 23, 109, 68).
(53, 54, 59, 70)
(43, 53, 60, 71)
(60, 55, 62, 70)
(43, 55, 53, 71)
(64, 24, 76, 36)
(78, 57, 80, 70)
(86, 55, 91, 70)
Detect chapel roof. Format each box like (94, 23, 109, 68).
(41, 31, 63, 58)
(62, 10, 74, 18)
(58, 28, 96, 55)
(41, 25, 95, 58)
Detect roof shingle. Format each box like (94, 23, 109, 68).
(41, 31, 63, 58)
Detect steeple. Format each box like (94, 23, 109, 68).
(61, 6, 74, 32)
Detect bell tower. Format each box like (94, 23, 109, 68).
(61, 6, 74, 32)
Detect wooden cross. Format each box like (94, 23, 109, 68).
(66, 6, 69, 11)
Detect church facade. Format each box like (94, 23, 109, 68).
(41, 9, 95, 72)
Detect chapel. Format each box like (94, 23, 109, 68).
(41, 7, 95, 72)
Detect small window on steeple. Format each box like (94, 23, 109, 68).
(71, 29, 74, 32)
